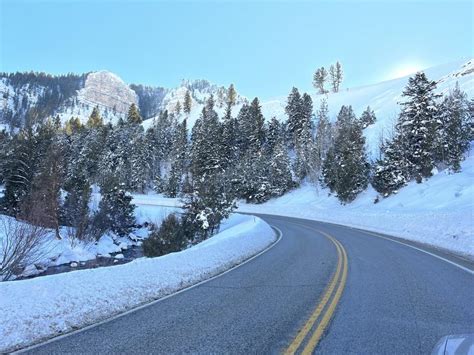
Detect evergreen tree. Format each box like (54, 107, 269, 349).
(323, 106, 369, 203)
(1, 128, 38, 214)
(293, 93, 314, 180)
(313, 67, 328, 94)
(127, 103, 142, 124)
(285, 87, 302, 148)
(269, 137, 294, 197)
(435, 83, 470, 172)
(96, 177, 136, 237)
(175, 101, 182, 116)
(62, 177, 92, 240)
(266, 117, 283, 155)
(183, 90, 192, 114)
(315, 99, 333, 170)
(87, 106, 103, 128)
(372, 135, 410, 196)
(359, 106, 377, 128)
(329, 62, 343, 93)
(398, 72, 439, 182)
(227, 84, 237, 107)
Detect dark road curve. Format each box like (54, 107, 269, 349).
(19, 214, 474, 354)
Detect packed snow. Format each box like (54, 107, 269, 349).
(0, 213, 276, 352)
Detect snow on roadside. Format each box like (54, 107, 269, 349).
(0, 214, 276, 352)
(238, 155, 474, 260)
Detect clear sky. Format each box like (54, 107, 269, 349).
(1, 0, 472, 99)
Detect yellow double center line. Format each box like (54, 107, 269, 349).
(284, 228, 348, 355)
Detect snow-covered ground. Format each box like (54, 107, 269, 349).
(0, 202, 181, 279)
(238, 153, 474, 260)
(0, 213, 276, 352)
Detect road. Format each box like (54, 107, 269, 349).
(21, 214, 474, 354)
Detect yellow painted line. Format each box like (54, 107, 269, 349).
(302, 234, 348, 355)
(284, 232, 343, 355)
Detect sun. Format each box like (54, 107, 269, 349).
(389, 62, 425, 80)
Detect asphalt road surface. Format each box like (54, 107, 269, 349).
(21, 214, 474, 354)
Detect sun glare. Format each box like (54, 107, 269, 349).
(389, 62, 425, 80)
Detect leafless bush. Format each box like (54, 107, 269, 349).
(0, 216, 49, 281)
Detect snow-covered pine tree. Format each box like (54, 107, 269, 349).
(266, 117, 283, 155)
(398, 72, 439, 182)
(372, 134, 410, 196)
(130, 127, 150, 193)
(165, 118, 188, 197)
(96, 176, 136, 237)
(183, 90, 192, 115)
(62, 177, 92, 240)
(269, 135, 294, 197)
(285, 87, 302, 148)
(323, 105, 369, 203)
(435, 83, 471, 172)
(315, 98, 333, 172)
(359, 106, 377, 128)
(186, 96, 234, 239)
(1, 127, 38, 215)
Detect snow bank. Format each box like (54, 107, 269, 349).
(239, 154, 474, 259)
(0, 214, 275, 352)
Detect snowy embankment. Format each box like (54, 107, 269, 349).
(0, 214, 276, 352)
(239, 154, 474, 260)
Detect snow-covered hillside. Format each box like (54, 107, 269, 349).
(3, 59, 471, 148)
(143, 58, 473, 156)
(238, 148, 474, 259)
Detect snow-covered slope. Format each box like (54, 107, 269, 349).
(2, 59, 472, 152)
(143, 58, 473, 156)
(258, 58, 473, 156)
(238, 149, 474, 259)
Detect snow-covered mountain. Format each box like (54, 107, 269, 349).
(1, 58, 472, 158)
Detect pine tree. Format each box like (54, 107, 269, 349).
(323, 105, 369, 203)
(435, 83, 470, 172)
(127, 103, 143, 124)
(1, 128, 38, 215)
(87, 106, 103, 128)
(372, 132, 411, 197)
(329, 62, 343, 93)
(183, 90, 192, 114)
(359, 106, 377, 128)
(315, 99, 333, 169)
(269, 137, 294, 197)
(266, 117, 282, 155)
(285, 87, 302, 148)
(175, 101, 182, 116)
(313, 67, 328, 94)
(398, 72, 439, 182)
(62, 177, 92, 240)
(96, 177, 136, 237)
(227, 84, 237, 108)
(293, 93, 314, 180)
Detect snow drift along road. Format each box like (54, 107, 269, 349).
(0, 214, 276, 352)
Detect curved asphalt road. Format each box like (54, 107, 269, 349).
(21, 214, 474, 354)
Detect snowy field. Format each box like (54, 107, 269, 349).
(0, 213, 276, 352)
(239, 153, 474, 260)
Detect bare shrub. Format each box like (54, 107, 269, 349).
(0, 216, 49, 281)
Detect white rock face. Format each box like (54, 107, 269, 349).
(77, 71, 138, 114)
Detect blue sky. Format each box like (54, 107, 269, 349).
(1, 0, 472, 99)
